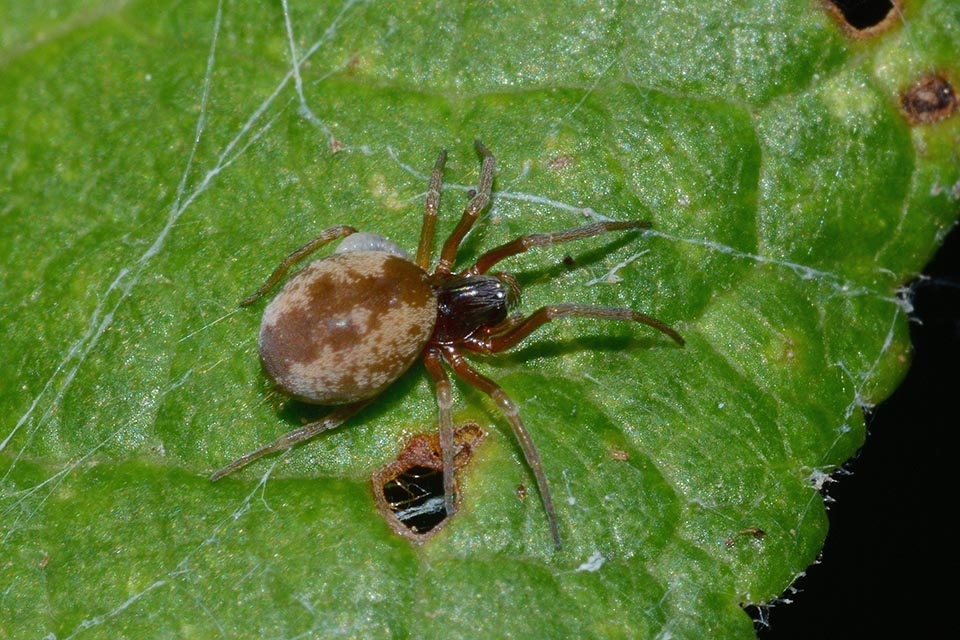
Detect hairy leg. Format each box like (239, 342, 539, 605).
(210, 400, 369, 481)
(441, 345, 561, 548)
(415, 150, 447, 270)
(240, 225, 356, 306)
(468, 220, 649, 275)
(435, 140, 495, 274)
(469, 303, 685, 353)
(423, 347, 457, 517)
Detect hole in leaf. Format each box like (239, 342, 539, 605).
(381, 465, 446, 534)
(829, 0, 894, 29)
(900, 74, 958, 125)
(372, 422, 485, 542)
(825, 0, 899, 36)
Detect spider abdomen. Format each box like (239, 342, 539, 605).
(258, 251, 438, 404)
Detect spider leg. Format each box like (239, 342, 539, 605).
(209, 400, 370, 481)
(467, 220, 649, 275)
(440, 345, 562, 548)
(469, 304, 685, 353)
(423, 347, 457, 517)
(415, 150, 447, 270)
(436, 140, 495, 274)
(240, 225, 357, 306)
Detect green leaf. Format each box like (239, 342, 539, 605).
(2, 1, 958, 637)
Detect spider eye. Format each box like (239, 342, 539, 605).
(492, 272, 521, 308)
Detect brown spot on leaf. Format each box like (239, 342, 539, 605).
(900, 74, 957, 125)
(724, 526, 768, 548)
(372, 423, 485, 542)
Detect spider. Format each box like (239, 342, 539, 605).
(211, 141, 684, 547)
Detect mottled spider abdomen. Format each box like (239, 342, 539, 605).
(258, 251, 438, 404)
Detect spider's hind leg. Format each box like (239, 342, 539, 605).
(240, 225, 357, 306)
(210, 400, 369, 481)
(423, 348, 458, 518)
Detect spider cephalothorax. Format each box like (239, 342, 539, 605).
(211, 142, 684, 547)
(433, 272, 520, 345)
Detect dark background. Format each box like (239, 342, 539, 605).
(759, 221, 958, 637)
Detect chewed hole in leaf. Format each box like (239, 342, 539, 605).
(372, 422, 485, 542)
(900, 73, 958, 125)
(381, 465, 446, 534)
(826, 0, 898, 36)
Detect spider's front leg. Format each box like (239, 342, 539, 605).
(415, 150, 447, 270)
(468, 304, 685, 354)
(466, 220, 649, 276)
(435, 141, 496, 275)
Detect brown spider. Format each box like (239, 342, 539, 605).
(211, 141, 684, 547)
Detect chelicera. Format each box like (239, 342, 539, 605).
(211, 141, 684, 547)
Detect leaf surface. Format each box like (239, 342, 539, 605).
(2, 1, 958, 637)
